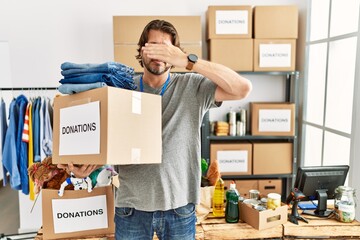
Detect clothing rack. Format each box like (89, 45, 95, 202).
(0, 87, 58, 91)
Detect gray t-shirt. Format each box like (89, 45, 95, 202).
(115, 72, 220, 211)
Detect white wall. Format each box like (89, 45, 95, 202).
(0, 0, 305, 233)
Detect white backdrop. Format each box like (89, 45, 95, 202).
(0, 0, 306, 232)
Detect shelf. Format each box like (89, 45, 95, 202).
(221, 174, 293, 180)
(208, 134, 295, 141)
(235, 71, 299, 76)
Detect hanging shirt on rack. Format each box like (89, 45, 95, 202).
(32, 97, 41, 162)
(0, 98, 8, 184)
(27, 102, 35, 200)
(42, 97, 52, 157)
(2, 99, 21, 190)
(39, 97, 46, 160)
(15, 95, 29, 195)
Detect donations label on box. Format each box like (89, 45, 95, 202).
(259, 44, 292, 68)
(215, 10, 249, 35)
(59, 101, 100, 156)
(52, 195, 108, 234)
(217, 150, 248, 173)
(258, 109, 291, 132)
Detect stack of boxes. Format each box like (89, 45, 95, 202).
(42, 86, 163, 239)
(207, 6, 299, 230)
(207, 6, 254, 71)
(253, 5, 298, 71)
(113, 16, 202, 73)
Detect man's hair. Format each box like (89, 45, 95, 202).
(136, 19, 183, 67)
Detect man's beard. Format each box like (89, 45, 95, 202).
(144, 59, 171, 75)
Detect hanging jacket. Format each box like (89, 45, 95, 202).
(1, 98, 8, 186)
(15, 95, 29, 195)
(2, 99, 21, 190)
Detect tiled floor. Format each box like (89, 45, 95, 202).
(0, 181, 20, 236)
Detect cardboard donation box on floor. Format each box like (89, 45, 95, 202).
(42, 186, 114, 239)
(240, 202, 288, 230)
(52, 86, 162, 165)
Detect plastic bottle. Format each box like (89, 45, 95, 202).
(225, 181, 240, 223)
(212, 178, 225, 216)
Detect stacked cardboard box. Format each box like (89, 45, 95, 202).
(207, 6, 253, 71)
(253, 5, 298, 71)
(113, 16, 202, 73)
(210, 143, 252, 176)
(223, 179, 282, 199)
(45, 86, 163, 238)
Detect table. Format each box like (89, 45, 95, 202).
(34, 215, 360, 239)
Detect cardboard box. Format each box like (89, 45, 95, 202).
(42, 186, 115, 239)
(113, 16, 202, 73)
(52, 86, 162, 165)
(254, 5, 298, 39)
(114, 44, 202, 73)
(224, 179, 258, 199)
(252, 142, 293, 175)
(207, 5, 253, 39)
(258, 179, 282, 196)
(250, 102, 295, 136)
(254, 39, 296, 71)
(208, 38, 253, 71)
(210, 143, 252, 175)
(113, 16, 201, 44)
(240, 201, 288, 230)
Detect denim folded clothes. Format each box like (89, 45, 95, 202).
(59, 73, 137, 90)
(59, 62, 136, 90)
(61, 61, 134, 72)
(58, 82, 107, 94)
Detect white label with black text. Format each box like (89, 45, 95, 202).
(52, 195, 108, 233)
(217, 150, 248, 173)
(59, 101, 100, 155)
(258, 109, 291, 132)
(215, 10, 248, 34)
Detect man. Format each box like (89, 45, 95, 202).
(67, 19, 252, 239)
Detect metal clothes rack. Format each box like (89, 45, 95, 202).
(0, 87, 58, 91)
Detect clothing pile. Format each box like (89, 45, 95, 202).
(58, 62, 137, 94)
(1, 95, 53, 199)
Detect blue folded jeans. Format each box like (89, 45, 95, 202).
(58, 82, 107, 94)
(59, 73, 137, 90)
(61, 62, 134, 77)
(114, 203, 196, 240)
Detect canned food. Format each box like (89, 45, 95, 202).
(267, 193, 281, 210)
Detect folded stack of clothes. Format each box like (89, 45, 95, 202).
(58, 62, 136, 94)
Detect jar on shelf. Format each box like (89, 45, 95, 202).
(334, 186, 357, 223)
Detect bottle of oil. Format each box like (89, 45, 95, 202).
(212, 178, 225, 216)
(225, 181, 240, 223)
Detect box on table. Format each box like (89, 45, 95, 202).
(253, 39, 296, 72)
(113, 16, 202, 73)
(240, 201, 288, 230)
(42, 186, 115, 239)
(52, 86, 162, 165)
(224, 179, 258, 199)
(210, 143, 252, 175)
(207, 5, 253, 39)
(254, 5, 298, 39)
(250, 102, 295, 136)
(252, 142, 293, 175)
(208, 38, 253, 71)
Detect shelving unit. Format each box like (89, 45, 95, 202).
(201, 71, 300, 200)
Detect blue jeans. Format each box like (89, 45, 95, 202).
(59, 73, 137, 90)
(114, 203, 196, 240)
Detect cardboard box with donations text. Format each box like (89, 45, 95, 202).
(52, 86, 162, 165)
(42, 186, 115, 239)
